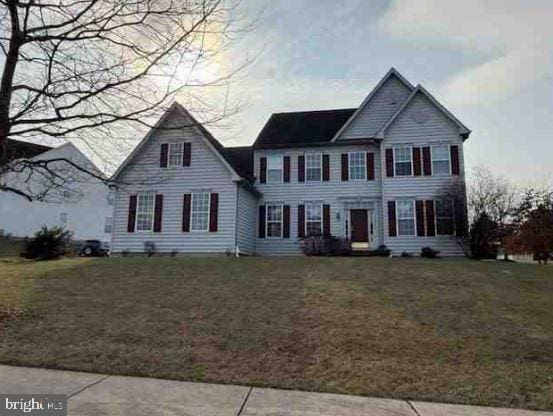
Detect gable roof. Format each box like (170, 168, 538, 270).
(330, 67, 415, 142)
(253, 108, 356, 148)
(222, 146, 253, 180)
(34, 141, 107, 178)
(111, 103, 249, 182)
(375, 85, 472, 139)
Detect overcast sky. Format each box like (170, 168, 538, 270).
(212, 0, 553, 186)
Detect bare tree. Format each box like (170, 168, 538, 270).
(0, 0, 254, 200)
(466, 167, 518, 259)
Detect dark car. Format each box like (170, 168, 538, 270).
(78, 240, 110, 257)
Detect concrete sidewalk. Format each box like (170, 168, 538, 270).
(0, 365, 551, 416)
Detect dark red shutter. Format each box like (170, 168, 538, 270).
(153, 194, 163, 232)
(160, 144, 168, 168)
(283, 205, 290, 238)
(209, 193, 218, 232)
(298, 204, 306, 238)
(323, 204, 331, 237)
(183, 142, 191, 166)
(322, 154, 330, 181)
(258, 206, 266, 238)
(425, 200, 435, 236)
(182, 194, 191, 232)
(454, 198, 467, 236)
(415, 200, 425, 236)
(341, 154, 349, 181)
(127, 195, 137, 233)
(413, 147, 422, 176)
(385, 148, 394, 177)
(422, 147, 432, 176)
(388, 201, 397, 237)
(367, 152, 375, 180)
(259, 157, 267, 183)
(298, 155, 305, 182)
(283, 156, 291, 183)
(450, 145, 460, 175)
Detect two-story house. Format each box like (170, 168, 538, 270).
(110, 68, 471, 256)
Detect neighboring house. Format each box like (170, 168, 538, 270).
(110, 68, 471, 256)
(0, 141, 114, 242)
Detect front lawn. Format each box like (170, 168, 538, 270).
(0, 257, 552, 410)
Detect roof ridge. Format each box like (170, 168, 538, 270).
(272, 108, 356, 115)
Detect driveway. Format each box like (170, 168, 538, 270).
(0, 365, 551, 416)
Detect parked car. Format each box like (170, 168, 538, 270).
(78, 240, 110, 257)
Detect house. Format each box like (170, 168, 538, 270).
(0, 141, 114, 242)
(110, 68, 471, 256)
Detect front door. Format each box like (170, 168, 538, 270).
(350, 209, 369, 243)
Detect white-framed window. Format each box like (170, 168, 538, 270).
(396, 200, 415, 236)
(267, 154, 283, 183)
(191, 192, 210, 231)
(306, 203, 322, 236)
(104, 217, 113, 233)
(168, 142, 184, 166)
(136, 192, 155, 231)
(59, 212, 68, 227)
(435, 199, 454, 235)
(266, 204, 283, 238)
(349, 152, 366, 180)
(394, 147, 412, 176)
(431, 145, 451, 175)
(305, 153, 322, 182)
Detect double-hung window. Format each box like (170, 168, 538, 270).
(394, 147, 412, 176)
(266, 204, 283, 237)
(349, 152, 366, 180)
(168, 142, 184, 166)
(305, 154, 322, 182)
(431, 145, 451, 175)
(397, 200, 415, 236)
(306, 203, 322, 236)
(435, 199, 454, 235)
(136, 192, 155, 231)
(267, 154, 283, 183)
(191, 192, 210, 231)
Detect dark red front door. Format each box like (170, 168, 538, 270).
(350, 209, 368, 242)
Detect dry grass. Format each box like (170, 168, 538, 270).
(0, 257, 552, 410)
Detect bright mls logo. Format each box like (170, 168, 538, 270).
(0, 395, 66, 416)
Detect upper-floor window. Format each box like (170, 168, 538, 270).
(397, 200, 415, 236)
(394, 147, 412, 176)
(435, 199, 454, 235)
(168, 142, 184, 167)
(104, 217, 113, 233)
(266, 204, 283, 237)
(136, 192, 155, 231)
(106, 191, 115, 206)
(432, 145, 451, 175)
(305, 154, 322, 182)
(191, 192, 210, 231)
(306, 203, 322, 236)
(349, 152, 366, 180)
(59, 212, 68, 227)
(267, 154, 283, 183)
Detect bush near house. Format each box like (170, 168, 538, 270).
(21, 226, 73, 260)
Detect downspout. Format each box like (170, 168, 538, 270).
(234, 183, 240, 257)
